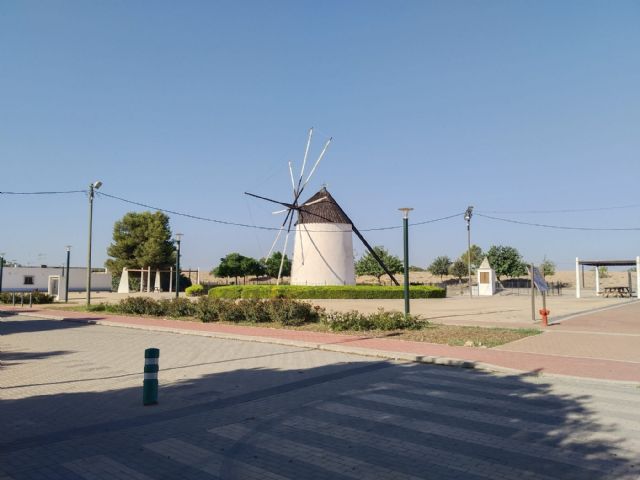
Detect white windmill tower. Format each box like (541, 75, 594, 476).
(245, 128, 400, 286)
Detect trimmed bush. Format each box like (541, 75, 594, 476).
(185, 284, 205, 297)
(264, 298, 323, 326)
(208, 285, 446, 300)
(0, 291, 55, 304)
(323, 308, 423, 332)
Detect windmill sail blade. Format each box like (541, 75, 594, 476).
(244, 191, 295, 209)
(299, 137, 332, 196)
(272, 208, 288, 215)
(350, 224, 400, 286)
(267, 208, 293, 258)
(302, 196, 328, 207)
(277, 233, 291, 284)
(276, 209, 297, 284)
(296, 127, 313, 193)
(288, 162, 296, 195)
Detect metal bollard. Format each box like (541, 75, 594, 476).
(143, 348, 160, 405)
(12, 293, 15, 306)
(20, 293, 24, 307)
(29, 292, 33, 308)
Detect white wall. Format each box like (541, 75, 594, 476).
(0, 266, 111, 292)
(291, 223, 356, 286)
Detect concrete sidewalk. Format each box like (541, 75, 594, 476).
(2, 303, 639, 383)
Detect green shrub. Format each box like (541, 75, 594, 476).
(164, 297, 197, 318)
(265, 298, 323, 326)
(236, 299, 271, 323)
(115, 297, 167, 316)
(194, 297, 223, 322)
(185, 284, 205, 297)
(322, 308, 423, 331)
(0, 291, 55, 304)
(208, 285, 446, 300)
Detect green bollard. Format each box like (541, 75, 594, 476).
(143, 348, 160, 405)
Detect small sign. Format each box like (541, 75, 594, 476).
(529, 266, 549, 293)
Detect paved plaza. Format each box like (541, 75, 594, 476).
(1, 314, 640, 479)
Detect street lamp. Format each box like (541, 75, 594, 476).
(174, 233, 183, 298)
(87, 180, 102, 306)
(65, 246, 71, 303)
(398, 208, 414, 317)
(464, 206, 474, 298)
(0, 252, 5, 293)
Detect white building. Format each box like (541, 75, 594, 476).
(0, 266, 112, 297)
(477, 257, 497, 296)
(291, 187, 356, 286)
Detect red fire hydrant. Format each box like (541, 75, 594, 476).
(539, 308, 550, 327)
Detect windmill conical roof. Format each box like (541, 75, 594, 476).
(297, 187, 352, 225)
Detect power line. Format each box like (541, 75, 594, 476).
(478, 203, 640, 214)
(97, 191, 461, 231)
(96, 191, 461, 232)
(476, 213, 640, 231)
(0, 190, 87, 195)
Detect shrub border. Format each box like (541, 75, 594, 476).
(208, 284, 446, 300)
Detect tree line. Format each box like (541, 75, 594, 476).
(427, 245, 556, 282)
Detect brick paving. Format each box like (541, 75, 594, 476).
(2, 301, 640, 381)
(2, 313, 640, 479)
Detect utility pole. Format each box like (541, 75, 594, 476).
(464, 206, 474, 298)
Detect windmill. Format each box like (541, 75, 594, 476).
(245, 128, 400, 286)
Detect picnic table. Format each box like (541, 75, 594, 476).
(602, 286, 631, 298)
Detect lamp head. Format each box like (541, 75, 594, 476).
(398, 207, 414, 219)
(464, 206, 474, 222)
(65, 245, 72, 252)
(174, 233, 183, 242)
(93, 181, 103, 190)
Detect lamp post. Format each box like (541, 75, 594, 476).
(398, 208, 413, 317)
(0, 252, 5, 293)
(174, 233, 183, 298)
(464, 206, 473, 298)
(86, 180, 102, 306)
(64, 246, 71, 303)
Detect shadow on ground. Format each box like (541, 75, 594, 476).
(1, 365, 638, 478)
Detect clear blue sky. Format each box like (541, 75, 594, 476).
(1, 1, 639, 271)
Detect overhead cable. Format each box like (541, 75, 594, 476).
(476, 213, 640, 231)
(478, 203, 640, 214)
(97, 191, 461, 232)
(0, 190, 87, 195)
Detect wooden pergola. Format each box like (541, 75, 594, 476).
(575, 257, 640, 298)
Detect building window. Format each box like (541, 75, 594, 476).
(24, 276, 34, 285)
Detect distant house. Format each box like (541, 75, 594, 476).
(0, 266, 111, 295)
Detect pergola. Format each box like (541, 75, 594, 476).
(575, 257, 640, 298)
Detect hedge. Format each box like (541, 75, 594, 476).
(0, 291, 55, 304)
(208, 284, 446, 300)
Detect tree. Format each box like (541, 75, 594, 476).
(449, 259, 468, 281)
(212, 253, 246, 284)
(486, 245, 527, 281)
(540, 258, 556, 278)
(460, 244, 484, 272)
(105, 211, 176, 279)
(240, 256, 265, 283)
(355, 246, 403, 285)
(428, 256, 452, 281)
(449, 259, 468, 293)
(262, 252, 291, 279)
